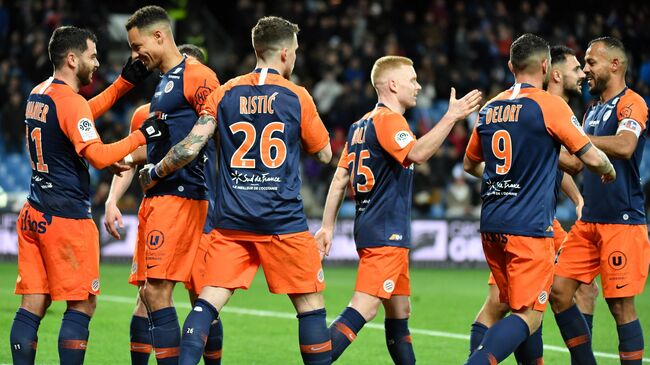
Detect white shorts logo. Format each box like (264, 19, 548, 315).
(383, 279, 395, 293)
(538, 290, 548, 304)
(91, 279, 100, 292)
(130, 262, 137, 274)
(394, 131, 414, 149)
(77, 118, 98, 142)
(164, 80, 174, 93)
(317, 268, 325, 283)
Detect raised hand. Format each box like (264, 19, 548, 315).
(121, 57, 152, 84)
(445, 87, 482, 122)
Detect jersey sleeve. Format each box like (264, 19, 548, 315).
(337, 142, 352, 169)
(298, 88, 330, 154)
(129, 103, 151, 133)
(616, 91, 648, 138)
(199, 84, 227, 121)
(465, 124, 483, 162)
(540, 95, 591, 154)
(183, 61, 220, 115)
(88, 75, 133, 120)
(58, 94, 103, 155)
(374, 113, 416, 166)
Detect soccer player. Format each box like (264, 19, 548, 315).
(125, 6, 220, 365)
(467, 45, 600, 365)
(462, 33, 616, 365)
(550, 36, 649, 365)
(314, 56, 482, 364)
(9, 26, 166, 365)
(102, 45, 223, 365)
(139, 16, 333, 365)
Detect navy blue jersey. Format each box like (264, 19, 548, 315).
(25, 78, 105, 218)
(202, 138, 217, 233)
(146, 56, 219, 200)
(202, 68, 329, 234)
(465, 83, 591, 237)
(338, 104, 415, 248)
(581, 88, 648, 224)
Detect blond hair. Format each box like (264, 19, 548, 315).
(371, 56, 413, 88)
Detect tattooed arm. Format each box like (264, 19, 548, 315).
(139, 114, 217, 190)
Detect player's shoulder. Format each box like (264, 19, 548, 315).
(526, 89, 569, 111)
(184, 58, 217, 79)
(266, 73, 311, 100)
(374, 105, 407, 124)
(619, 88, 647, 108)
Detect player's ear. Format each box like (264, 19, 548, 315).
(541, 58, 549, 75)
(507, 60, 514, 75)
(388, 78, 398, 93)
(66, 51, 78, 69)
(280, 47, 288, 63)
(153, 29, 164, 45)
(610, 56, 621, 73)
(552, 69, 561, 83)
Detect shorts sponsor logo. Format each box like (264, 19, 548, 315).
(146, 230, 165, 251)
(21, 210, 50, 234)
(317, 268, 325, 283)
(130, 262, 137, 274)
(383, 279, 395, 293)
(77, 118, 98, 142)
(164, 80, 174, 93)
(608, 251, 627, 270)
(616, 283, 629, 289)
(394, 131, 414, 149)
(537, 290, 548, 304)
(91, 279, 100, 291)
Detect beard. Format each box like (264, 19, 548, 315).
(588, 72, 609, 96)
(563, 84, 582, 99)
(77, 61, 94, 86)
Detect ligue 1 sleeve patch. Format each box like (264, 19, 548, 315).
(77, 118, 98, 142)
(394, 130, 414, 149)
(570, 115, 587, 136)
(617, 118, 642, 138)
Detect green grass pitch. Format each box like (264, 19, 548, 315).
(0, 262, 648, 364)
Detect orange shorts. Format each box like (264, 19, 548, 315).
(355, 246, 410, 299)
(203, 228, 325, 294)
(138, 195, 208, 282)
(184, 230, 213, 294)
(555, 220, 650, 298)
(15, 202, 100, 301)
(488, 219, 565, 285)
(482, 233, 554, 311)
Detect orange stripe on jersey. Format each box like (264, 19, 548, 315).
(204, 349, 222, 359)
(334, 322, 357, 342)
(182, 58, 220, 115)
(565, 334, 590, 348)
(154, 346, 180, 359)
(130, 103, 151, 132)
(61, 339, 88, 350)
(337, 142, 351, 169)
(300, 340, 332, 353)
(372, 107, 415, 166)
(617, 89, 648, 130)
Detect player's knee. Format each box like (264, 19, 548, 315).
(549, 285, 572, 313)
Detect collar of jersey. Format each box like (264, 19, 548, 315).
(511, 82, 536, 90)
(596, 87, 628, 106)
(162, 55, 187, 77)
(51, 78, 67, 85)
(254, 68, 280, 75)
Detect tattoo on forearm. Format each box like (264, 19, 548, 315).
(197, 115, 216, 126)
(158, 129, 214, 177)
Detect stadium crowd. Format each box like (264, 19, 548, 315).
(1, 0, 650, 221)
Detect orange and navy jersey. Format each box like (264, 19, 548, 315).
(130, 103, 218, 233)
(338, 104, 415, 248)
(202, 68, 329, 234)
(581, 88, 648, 224)
(24, 78, 107, 218)
(465, 83, 590, 237)
(146, 56, 219, 200)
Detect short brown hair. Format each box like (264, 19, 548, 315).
(251, 16, 299, 56)
(49, 26, 97, 69)
(126, 5, 170, 31)
(370, 56, 413, 88)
